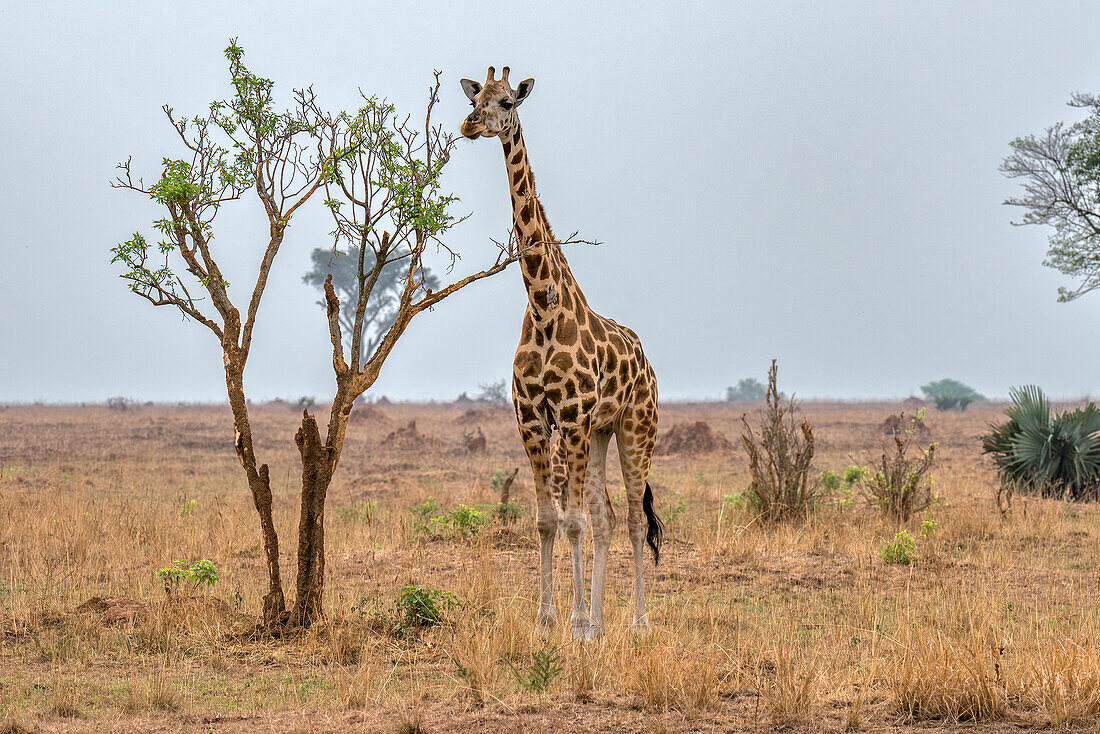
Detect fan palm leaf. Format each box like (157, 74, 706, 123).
(981, 386, 1100, 500)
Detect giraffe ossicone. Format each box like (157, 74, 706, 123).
(460, 67, 663, 638)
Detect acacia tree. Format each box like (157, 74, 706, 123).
(1002, 92, 1100, 301)
(112, 42, 521, 627)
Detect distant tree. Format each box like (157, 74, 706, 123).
(111, 42, 521, 628)
(726, 377, 766, 402)
(1002, 92, 1100, 301)
(304, 245, 440, 364)
(921, 379, 983, 412)
(477, 379, 509, 406)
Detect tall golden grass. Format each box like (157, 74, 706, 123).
(0, 400, 1098, 732)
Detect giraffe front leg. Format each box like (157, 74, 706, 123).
(518, 423, 555, 630)
(585, 431, 612, 639)
(559, 422, 591, 639)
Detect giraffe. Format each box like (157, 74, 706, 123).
(460, 66, 663, 637)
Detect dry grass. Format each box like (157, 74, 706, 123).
(0, 400, 1099, 732)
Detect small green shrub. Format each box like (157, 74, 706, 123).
(820, 465, 865, 510)
(189, 559, 219, 586)
(880, 531, 916, 565)
(441, 505, 490, 538)
(919, 518, 939, 537)
(411, 498, 492, 539)
(497, 500, 523, 523)
(722, 492, 749, 510)
(155, 559, 219, 594)
(397, 584, 457, 627)
(664, 492, 687, 523)
(490, 470, 511, 493)
(179, 499, 197, 518)
(411, 497, 440, 521)
(505, 643, 563, 693)
(843, 465, 867, 485)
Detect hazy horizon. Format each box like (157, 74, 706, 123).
(4, 2, 1100, 404)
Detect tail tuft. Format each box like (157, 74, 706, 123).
(642, 482, 664, 565)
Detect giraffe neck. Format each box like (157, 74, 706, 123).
(500, 125, 587, 322)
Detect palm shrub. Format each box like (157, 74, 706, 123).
(981, 386, 1100, 500)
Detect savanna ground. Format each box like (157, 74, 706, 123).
(1, 399, 1099, 733)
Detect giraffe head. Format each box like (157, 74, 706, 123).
(460, 66, 534, 140)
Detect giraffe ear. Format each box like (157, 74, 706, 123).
(514, 78, 535, 106)
(460, 79, 482, 101)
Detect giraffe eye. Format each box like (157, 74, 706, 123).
(500, 100, 514, 110)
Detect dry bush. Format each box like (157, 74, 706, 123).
(857, 413, 937, 523)
(740, 360, 820, 521)
(844, 690, 865, 732)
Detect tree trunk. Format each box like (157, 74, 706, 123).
(225, 361, 286, 627)
(291, 411, 334, 626)
(251, 465, 287, 625)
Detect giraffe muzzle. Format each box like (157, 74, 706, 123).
(460, 115, 485, 139)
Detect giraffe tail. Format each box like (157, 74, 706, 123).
(642, 482, 663, 565)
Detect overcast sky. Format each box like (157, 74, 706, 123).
(3, 1, 1100, 403)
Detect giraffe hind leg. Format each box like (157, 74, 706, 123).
(617, 412, 659, 631)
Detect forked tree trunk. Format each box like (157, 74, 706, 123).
(291, 411, 335, 626)
(225, 362, 287, 627)
(250, 466, 287, 625)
